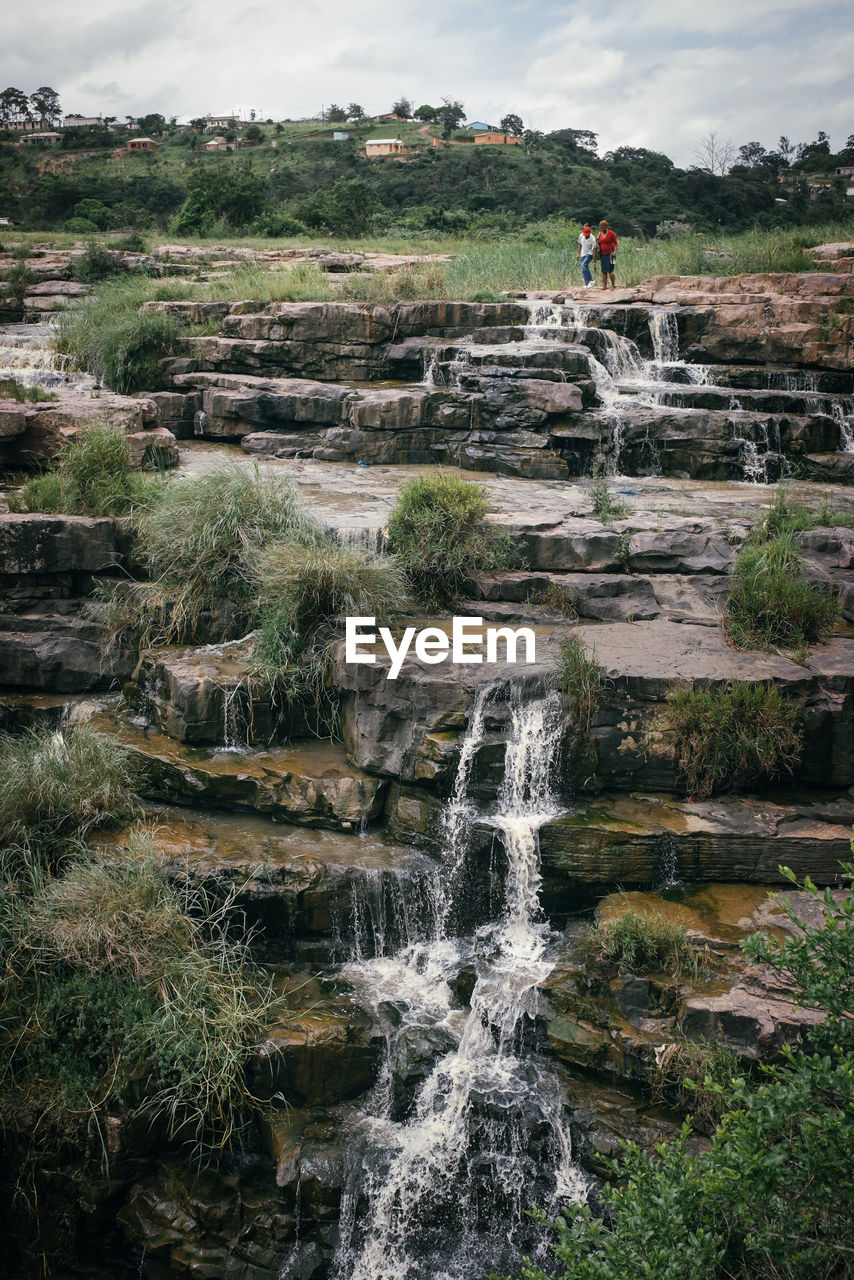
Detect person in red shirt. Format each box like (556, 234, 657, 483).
(597, 219, 618, 289)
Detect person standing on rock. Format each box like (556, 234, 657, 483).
(576, 224, 597, 288)
(597, 219, 618, 289)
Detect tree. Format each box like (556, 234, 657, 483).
(137, 112, 167, 136)
(777, 134, 795, 166)
(391, 97, 412, 119)
(30, 86, 61, 127)
(737, 140, 768, 168)
(243, 123, 264, 144)
(189, 117, 207, 131)
(523, 863, 854, 1280)
(347, 103, 365, 122)
(326, 104, 347, 123)
(414, 104, 437, 122)
(174, 160, 267, 233)
(548, 128, 598, 156)
(435, 97, 466, 139)
(0, 87, 31, 125)
(693, 130, 735, 175)
(500, 113, 524, 138)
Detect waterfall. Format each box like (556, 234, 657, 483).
(648, 308, 680, 367)
(333, 684, 586, 1280)
(0, 321, 95, 391)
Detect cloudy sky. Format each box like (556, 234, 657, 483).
(2, 0, 852, 166)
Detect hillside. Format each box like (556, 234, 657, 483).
(2, 118, 852, 239)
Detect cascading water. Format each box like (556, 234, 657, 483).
(0, 321, 95, 391)
(331, 683, 587, 1280)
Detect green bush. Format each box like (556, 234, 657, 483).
(0, 722, 140, 871)
(387, 471, 515, 608)
(3, 260, 36, 306)
(71, 243, 127, 283)
(590, 907, 697, 979)
(521, 864, 854, 1280)
(15, 423, 161, 517)
(133, 464, 320, 642)
(57, 279, 182, 393)
(253, 540, 408, 734)
(0, 835, 280, 1170)
(669, 681, 803, 798)
(724, 529, 837, 652)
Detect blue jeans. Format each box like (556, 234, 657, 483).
(580, 254, 593, 285)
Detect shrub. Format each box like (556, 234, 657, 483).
(0, 834, 280, 1172)
(133, 464, 320, 642)
(0, 723, 140, 871)
(71, 243, 127, 283)
(4, 260, 36, 306)
(523, 865, 854, 1280)
(651, 1039, 742, 1130)
(590, 907, 698, 979)
(252, 540, 408, 734)
(57, 279, 182, 393)
(669, 681, 803, 798)
(724, 530, 837, 651)
(15, 423, 161, 517)
(387, 471, 515, 608)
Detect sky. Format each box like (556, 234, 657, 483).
(2, 0, 853, 167)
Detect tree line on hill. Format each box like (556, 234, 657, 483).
(1, 86, 852, 239)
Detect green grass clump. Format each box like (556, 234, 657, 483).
(724, 530, 837, 652)
(252, 539, 408, 734)
(557, 633, 602, 733)
(534, 582, 578, 618)
(387, 471, 515, 608)
(0, 378, 58, 403)
(0, 723, 140, 872)
(590, 462, 629, 523)
(57, 277, 182, 393)
(14, 424, 162, 517)
(669, 681, 803, 798)
(0, 833, 279, 1170)
(133, 464, 320, 642)
(71, 243, 129, 283)
(652, 1039, 742, 1131)
(591, 907, 698, 979)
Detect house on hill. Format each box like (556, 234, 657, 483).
(63, 114, 105, 128)
(205, 114, 243, 132)
(18, 132, 61, 146)
(474, 131, 521, 146)
(364, 138, 406, 157)
(127, 137, 157, 152)
(466, 121, 495, 132)
(204, 136, 229, 152)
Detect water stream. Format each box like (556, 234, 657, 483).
(329, 683, 586, 1280)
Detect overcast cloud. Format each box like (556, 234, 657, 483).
(2, 0, 852, 165)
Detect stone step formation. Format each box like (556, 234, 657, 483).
(1, 266, 854, 1279)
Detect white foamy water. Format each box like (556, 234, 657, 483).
(331, 685, 587, 1280)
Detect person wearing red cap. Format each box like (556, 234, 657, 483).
(576, 224, 596, 288)
(597, 219, 618, 289)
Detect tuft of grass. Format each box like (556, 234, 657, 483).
(133, 464, 320, 643)
(0, 378, 59, 403)
(590, 460, 629, 523)
(252, 539, 408, 735)
(651, 1039, 742, 1130)
(3, 260, 36, 306)
(558, 633, 602, 735)
(534, 581, 578, 618)
(591, 907, 698, 980)
(724, 529, 837, 652)
(0, 723, 140, 872)
(0, 832, 281, 1170)
(557, 633, 603, 784)
(13, 424, 162, 517)
(57, 277, 183, 393)
(387, 470, 516, 609)
(669, 681, 804, 799)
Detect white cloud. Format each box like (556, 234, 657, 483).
(1, 0, 851, 162)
